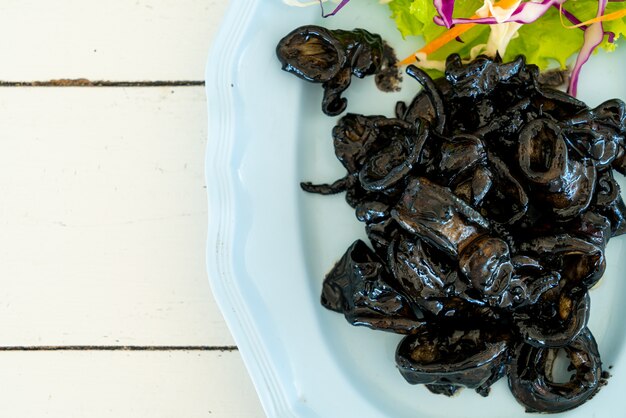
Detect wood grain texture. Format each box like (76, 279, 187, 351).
(0, 86, 233, 346)
(0, 1, 268, 416)
(0, 350, 265, 417)
(0, 0, 229, 81)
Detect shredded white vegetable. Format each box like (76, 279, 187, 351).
(476, 0, 522, 23)
(485, 22, 522, 56)
(477, 0, 524, 58)
(282, 0, 335, 7)
(413, 52, 447, 72)
(282, 0, 391, 7)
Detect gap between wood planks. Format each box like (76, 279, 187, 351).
(0, 79, 204, 87)
(0, 76, 212, 353)
(0, 345, 237, 351)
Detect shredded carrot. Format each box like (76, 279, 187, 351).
(559, 6, 626, 29)
(397, 24, 477, 66)
(398, 0, 523, 66)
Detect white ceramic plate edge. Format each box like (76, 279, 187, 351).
(205, 1, 296, 417)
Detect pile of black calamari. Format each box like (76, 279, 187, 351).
(277, 26, 626, 414)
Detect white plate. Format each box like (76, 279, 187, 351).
(206, 1, 626, 417)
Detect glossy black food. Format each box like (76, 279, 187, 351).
(276, 26, 400, 116)
(508, 328, 603, 413)
(277, 27, 625, 413)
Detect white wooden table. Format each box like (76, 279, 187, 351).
(0, 1, 265, 416)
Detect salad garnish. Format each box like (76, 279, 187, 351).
(284, 0, 626, 96)
(397, 0, 625, 95)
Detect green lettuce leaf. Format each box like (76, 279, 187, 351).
(387, 0, 626, 72)
(506, 1, 626, 68)
(504, 7, 583, 69)
(388, 0, 431, 37)
(389, 0, 484, 40)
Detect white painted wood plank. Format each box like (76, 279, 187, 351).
(0, 86, 233, 346)
(0, 350, 265, 418)
(0, 0, 229, 81)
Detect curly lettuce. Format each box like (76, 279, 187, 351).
(388, 0, 626, 72)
